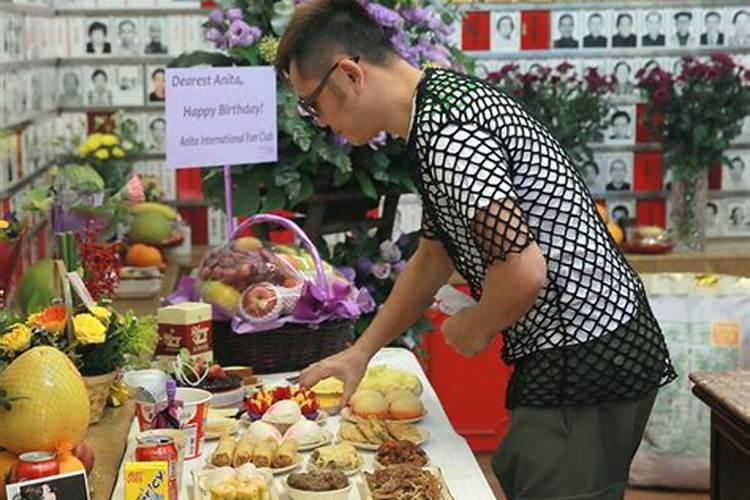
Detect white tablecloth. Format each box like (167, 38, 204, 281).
(112, 347, 496, 499)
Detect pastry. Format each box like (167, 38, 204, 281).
(388, 393, 424, 420)
(252, 438, 278, 468)
(310, 443, 362, 472)
(212, 434, 237, 467)
(232, 433, 255, 468)
(283, 419, 323, 446)
(351, 391, 388, 419)
(247, 421, 282, 443)
(386, 421, 423, 443)
(272, 438, 298, 468)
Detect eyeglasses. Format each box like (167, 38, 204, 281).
(297, 55, 360, 120)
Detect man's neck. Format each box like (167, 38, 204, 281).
(379, 61, 425, 139)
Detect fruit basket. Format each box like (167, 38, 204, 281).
(169, 214, 373, 373)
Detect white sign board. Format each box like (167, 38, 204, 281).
(165, 66, 278, 168)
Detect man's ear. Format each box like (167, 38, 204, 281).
(339, 58, 364, 91)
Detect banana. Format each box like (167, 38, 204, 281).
(130, 202, 178, 221)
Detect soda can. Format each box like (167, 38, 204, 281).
(135, 435, 178, 500)
(11, 451, 59, 483)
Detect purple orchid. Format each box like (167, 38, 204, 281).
(379, 240, 402, 262)
(208, 9, 225, 26)
(368, 131, 388, 150)
(338, 266, 357, 283)
(226, 8, 244, 23)
(371, 262, 392, 280)
(392, 260, 407, 274)
(206, 28, 226, 49)
(366, 3, 404, 30)
(334, 135, 349, 147)
(356, 256, 373, 275)
(226, 20, 261, 48)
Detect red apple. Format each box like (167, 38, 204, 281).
(241, 283, 282, 321)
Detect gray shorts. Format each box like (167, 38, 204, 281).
(492, 390, 657, 500)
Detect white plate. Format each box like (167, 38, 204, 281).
(363, 466, 454, 500)
(241, 409, 329, 427)
(204, 418, 240, 440)
(297, 429, 334, 452)
(336, 428, 431, 451)
(340, 407, 427, 424)
(307, 461, 363, 477)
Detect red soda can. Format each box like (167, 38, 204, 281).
(135, 435, 178, 500)
(11, 451, 60, 483)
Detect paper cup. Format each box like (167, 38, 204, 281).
(134, 388, 212, 460)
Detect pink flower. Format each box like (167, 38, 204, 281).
(124, 175, 145, 203)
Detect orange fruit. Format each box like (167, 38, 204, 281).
(596, 202, 608, 224)
(126, 244, 163, 267)
(607, 222, 624, 246)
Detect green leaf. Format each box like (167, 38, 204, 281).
(169, 51, 236, 68)
(354, 169, 378, 199)
(261, 184, 286, 212)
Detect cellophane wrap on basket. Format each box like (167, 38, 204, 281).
(167, 214, 375, 333)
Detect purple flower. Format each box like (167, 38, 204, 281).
(208, 9, 224, 26)
(338, 266, 357, 283)
(392, 260, 407, 274)
(396, 233, 412, 249)
(366, 3, 404, 30)
(227, 20, 261, 48)
(206, 28, 225, 48)
(226, 8, 244, 22)
(368, 131, 388, 150)
(334, 134, 349, 146)
(371, 262, 392, 280)
(356, 257, 373, 275)
(379, 240, 402, 262)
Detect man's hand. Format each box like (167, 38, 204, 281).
(442, 307, 496, 357)
(298, 345, 370, 404)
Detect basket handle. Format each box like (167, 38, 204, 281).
(231, 214, 328, 297)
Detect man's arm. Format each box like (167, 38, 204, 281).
(298, 237, 454, 401)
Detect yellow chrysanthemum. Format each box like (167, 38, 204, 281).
(112, 147, 125, 158)
(101, 134, 119, 146)
(27, 305, 68, 335)
(95, 148, 110, 160)
(86, 133, 103, 151)
(0, 323, 32, 352)
(79, 143, 91, 157)
(258, 36, 280, 64)
(0, 220, 9, 230)
(89, 306, 112, 323)
(73, 314, 106, 344)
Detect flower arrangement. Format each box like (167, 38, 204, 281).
(325, 227, 432, 350)
(0, 213, 22, 242)
(486, 62, 614, 176)
(172, 0, 471, 215)
(636, 54, 750, 250)
(636, 54, 750, 183)
(0, 302, 158, 377)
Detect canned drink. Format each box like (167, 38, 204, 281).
(135, 435, 178, 500)
(11, 451, 59, 483)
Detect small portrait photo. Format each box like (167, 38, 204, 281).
(58, 69, 84, 107)
(552, 11, 580, 49)
(701, 9, 726, 46)
(705, 200, 723, 237)
(144, 18, 169, 54)
(146, 114, 167, 152)
(726, 201, 750, 234)
(115, 17, 141, 56)
(6, 470, 90, 500)
(668, 9, 697, 48)
(610, 59, 636, 97)
(86, 67, 113, 106)
(609, 199, 636, 225)
(582, 154, 606, 193)
(604, 154, 633, 192)
(582, 11, 609, 48)
(640, 10, 666, 47)
(722, 153, 750, 191)
(490, 12, 521, 52)
(85, 19, 112, 55)
(606, 106, 636, 144)
(118, 113, 144, 143)
(113, 66, 144, 105)
(728, 8, 750, 47)
(147, 66, 166, 103)
(612, 12, 637, 48)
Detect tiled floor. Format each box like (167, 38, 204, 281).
(475, 453, 709, 500)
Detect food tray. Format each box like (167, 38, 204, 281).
(362, 466, 454, 500)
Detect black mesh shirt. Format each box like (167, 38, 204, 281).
(407, 69, 676, 408)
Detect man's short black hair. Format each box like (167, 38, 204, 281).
(705, 11, 721, 22)
(616, 13, 633, 26)
(588, 13, 602, 22)
(558, 14, 574, 26)
(150, 117, 166, 129)
(275, 0, 396, 81)
(88, 21, 107, 37)
(91, 69, 107, 81)
(674, 11, 693, 21)
(706, 202, 718, 214)
(611, 110, 631, 123)
(152, 68, 165, 79)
